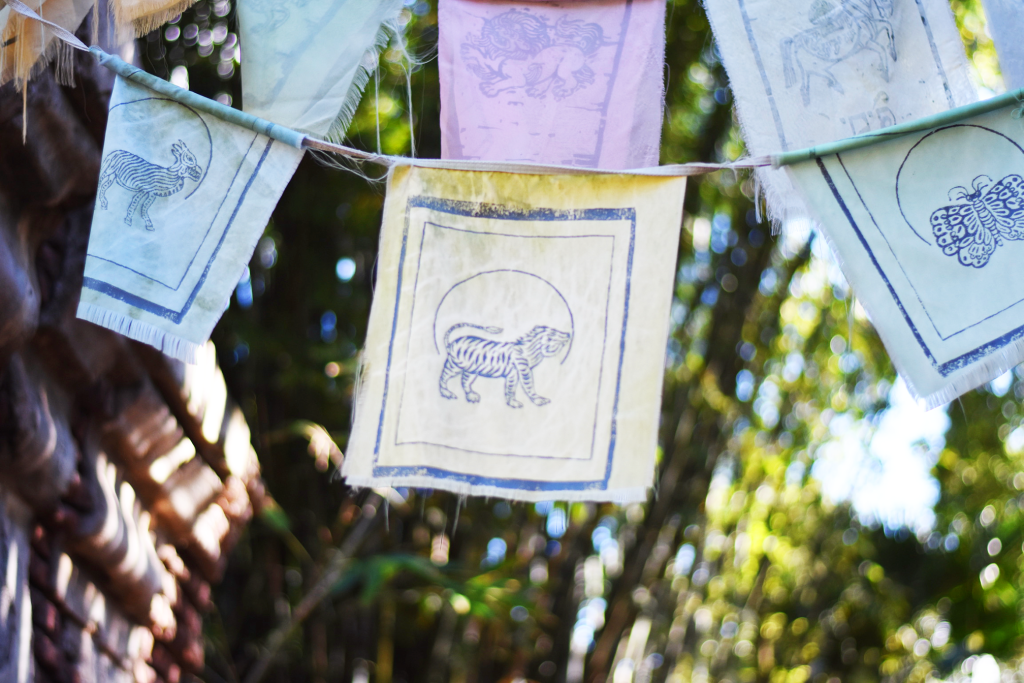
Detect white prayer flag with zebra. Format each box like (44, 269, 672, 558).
(342, 165, 686, 502)
(77, 76, 303, 362)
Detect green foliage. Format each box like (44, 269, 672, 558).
(141, 1, 1024, 682)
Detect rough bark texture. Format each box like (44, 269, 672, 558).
(0, 47, 261, 683)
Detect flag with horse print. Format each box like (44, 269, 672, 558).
(77, 76, 303, 363)
(342, 165, 686, 502)
(438, 0, 667, 169)
(702, 0, 975, 228)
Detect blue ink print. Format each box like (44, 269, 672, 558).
(97, 140, 203, 231)
(931, 174, 1024, 268)
(461, 10, 607, 100)
(781, 0, 897, 107)
(439, 323, 572, 408)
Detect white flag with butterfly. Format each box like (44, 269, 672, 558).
(785, 98, 1024, 408)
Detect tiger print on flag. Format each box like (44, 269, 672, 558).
(343, 165, 686, 502)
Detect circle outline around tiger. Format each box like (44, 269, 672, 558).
(432, 269, 575, 364)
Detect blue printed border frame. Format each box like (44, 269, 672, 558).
(372, 196, 637, 492)
(83, 136, 275, 324)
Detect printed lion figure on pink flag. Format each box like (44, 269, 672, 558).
(461, 9, 605, 100)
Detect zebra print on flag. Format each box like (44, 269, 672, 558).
(77, 76, 303, 363)
(342, 165, 686, 502)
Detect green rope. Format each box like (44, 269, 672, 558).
(772, 89, 1024, 167)
(90, 48, 308, 150)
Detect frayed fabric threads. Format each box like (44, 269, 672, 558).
(0, 0, 92, 89)
(77, 303, 200, 363)
(109, 0, 196, 40)
(236, 0, 403, 139)
(702, 0, 975, 233)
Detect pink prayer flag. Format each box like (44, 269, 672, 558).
(439, 0, 666, 169)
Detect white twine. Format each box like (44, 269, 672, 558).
(302, 136, 771, 177)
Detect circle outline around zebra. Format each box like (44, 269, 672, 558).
(98, 97, 212, 231)
(110, 97, 212, 198)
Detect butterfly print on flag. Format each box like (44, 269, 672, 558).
(930, 174, 1024, 268)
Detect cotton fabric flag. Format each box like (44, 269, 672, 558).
(980, 0, 1024, 89)
(785, 101, 1024, 407)
(703, 0, 975, 225)
(77, 75, 303, 362)
(343, 165, 685, 501)
(237, 0, 403, 139)
(438, 0, 666, 168)
(79, 0, 404, 361)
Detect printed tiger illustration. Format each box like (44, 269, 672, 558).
(439, 323, 572, 408)
(97, 139, 203, 231)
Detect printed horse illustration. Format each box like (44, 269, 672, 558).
(461, 10, 607, 100)
(97, 140, 203, 231)
(781, 0, 897, 106)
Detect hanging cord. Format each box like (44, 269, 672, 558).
(9, 13, 773, 179)
(3, 0, 90, 51)
(302, 136, 772, 176)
